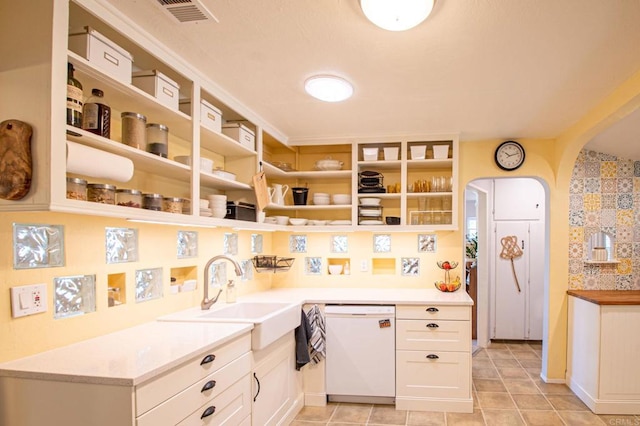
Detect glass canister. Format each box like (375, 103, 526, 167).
(146, 123, 169, 158)
(116, 189, 142, 208)
(121, 112, 147, 150)
(66, 177, 87, 200)
(162, 197, 183, 214)
(87, 183, 116, 204)
(142, 193, 163, 211)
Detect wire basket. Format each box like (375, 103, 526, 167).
(252, 255, 295, 273)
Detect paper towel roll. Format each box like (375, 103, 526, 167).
(66, 141, 134, 182)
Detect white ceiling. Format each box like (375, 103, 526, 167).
(105, 0, 640, 154)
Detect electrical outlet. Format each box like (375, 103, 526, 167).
(10, 284, 47, 318)
(360, 259, 369, 272)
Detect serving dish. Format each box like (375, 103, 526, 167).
(289, 218, 308, 226)
(359, 197, 381, 206)
(329, 220, 352, 226)
(314, 157, 344, 171)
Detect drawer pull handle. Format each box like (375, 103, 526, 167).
(200, 354, 216, 365)
(200, 406, 216, 419)
(426, 323, 439, 328)
(201, 380, 216, 392)
(253, 372, 261, 402)
(426, 307, 439, 313)
(426, 354, 439, 360)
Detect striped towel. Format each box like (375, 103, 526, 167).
(306, 304, 326, 364)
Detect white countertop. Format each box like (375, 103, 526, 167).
(0, 287, 471, 386)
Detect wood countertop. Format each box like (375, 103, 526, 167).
(567, 290, 640, 305)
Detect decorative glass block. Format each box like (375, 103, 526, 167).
(251, 234, 263, 253)
(224, 233, 238, 255)
(402, 257, 420, 276)
(135, 267, 163, 303)
(331, 235, 348, 253)
(209, 262, 227, 287)
(177, 231, 198, 258)
(54, 274, 96, 319)
(105, 227, 138, 264)
(373, 234, 391, 253)
(305, 257, 322, 275)
(418, 234, 437, 253)
(13, 223, 64, 269)
(289, 235, 307, 253)
(240, 259, 254, 281)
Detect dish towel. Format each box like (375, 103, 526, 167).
(295, 308, 312, 371)
(306, 304, 326, 364)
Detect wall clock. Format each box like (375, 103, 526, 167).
(495, 140, 525, 171)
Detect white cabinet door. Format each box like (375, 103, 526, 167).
(493, 178, 543, 221)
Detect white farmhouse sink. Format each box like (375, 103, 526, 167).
(159, 302, 301, 350)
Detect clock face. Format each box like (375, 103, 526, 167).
(495, 141, 525, 171)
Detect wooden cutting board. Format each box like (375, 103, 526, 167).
(0, 119, 33, 200)
(252, 170, 270, 211)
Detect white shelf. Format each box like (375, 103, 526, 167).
(264, 203, 352, 211)
(201, 126, 256, 158)
(263, 162, 351, 179)
(407, 159, 453, 169)
(200, 171, 252, 191)
(357, 160, 401, 170)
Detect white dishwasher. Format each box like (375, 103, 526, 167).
(325, 305, 395, 404)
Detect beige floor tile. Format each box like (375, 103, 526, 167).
(506, 342, 532, 350)
(518, 358, 542, 368)
(290, 421, 326, 426)
(472, 358, 494, 368)
(534, 380, 575, 395)
(473, 350, 489, 358)
(492, 358, 521, 367)
(328, 423, 366, 426)
(446, 409, 486, 425)
(474, 378, 507, 392)
(473, 389, 480, 409)
(476, 391, 516, 409)
(330, 403, 372, 423)
(295, 404, 337, 422)
(368, 405, 406, 425)
(511, 394, 553, 410)
(599, 414, 639, 424)
(512, 350, 541, 360)
(487, 349, 515, 359)
(497, 367, 530, 379)
(488, 342, 509, 349)
(524, 367, 542, 380)
(472, 367, 500, 379)
(557, 410, 607, 425)
(546, 394, 590, 411)
(502, 379, 540, 394)
(482, 409, 525, 425)
(520, 410, 565, 425)
(406, 410, 446, 425)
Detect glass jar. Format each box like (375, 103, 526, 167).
(82, 88, 111, 138)
(107, 287, 121, 307)
(116, 189, 142, 208)
(87, 183, 116, 204)
(162, 197, 183, 214)
(121, 112, 147, 150)
(146, 123, 169, 158)
(142, 193, 163, 211)
(66, 177, 87, 200)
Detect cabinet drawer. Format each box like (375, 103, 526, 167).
(137, 352, 251, 426)
(396, 319, 470, 352)
(176, 373, 252, 426)
(136, 333, 250, 416)
(396, 350, 471, 399)
(396, 305, 470, 321)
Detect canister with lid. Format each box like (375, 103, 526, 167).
(87, 183, 116, 204)
(162, 197, 183, 214)
(146, 123, 168, 158)
(66, 177, 87, 200)
(121, 112, 147, 150)
(142, 193, 163, 211)
(116, 189, 142, 208)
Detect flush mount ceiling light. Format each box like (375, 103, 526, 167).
(304, 75, 354, 102)
(360, 0, 435, 31)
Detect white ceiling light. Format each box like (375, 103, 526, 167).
(304, 75, 354, 102)
(360, 0, 435, 31)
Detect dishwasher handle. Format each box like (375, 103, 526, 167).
(426, 323, 439, 328)
(426, 354, 440, 360)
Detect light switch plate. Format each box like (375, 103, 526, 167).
(10, 284, 47, 318)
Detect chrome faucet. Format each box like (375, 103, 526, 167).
(202, 255, 244, 310)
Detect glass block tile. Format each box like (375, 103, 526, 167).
(290, 235, 307, 253)
(373, 234, 391, 253)
(251, 234, 263, 253)
(106, 227, 138, 264)
(54, 274, 96, 319)
(418, 234, 437, 253)
(135, 267, 163, 303)
(209, 262, 227, 287)
(402, 257, 420, 276)
(13, 223, 64, 269)
(305, 257, 322, 275)
(224, 233, 238, 255)
(240, 259, 253, 281)
(177, 231, 198, 258)
(331, 235, 348, 253)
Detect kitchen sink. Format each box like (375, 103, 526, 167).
(159, 301, 301, 350)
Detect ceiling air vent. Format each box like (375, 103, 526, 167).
(155, 0, 218, 24)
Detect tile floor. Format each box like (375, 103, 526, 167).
(291, 341, 640, 425)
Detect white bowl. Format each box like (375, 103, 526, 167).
(332, 194, 352, 205)
(328, 264, 343, 275)
(360, 197, 381, 206)
(273, 215, 289, 225)
(313, 197, 331, 206)
(212, 169, 236, 181)
(211, 208, 227, 218)
(264, 217, 278, 224)
(199, 199, 210, 209)
(289, 218, 308, 226)
(309, 220, 329, 226)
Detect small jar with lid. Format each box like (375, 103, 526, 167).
(66, 177, 87, 200)
(116, 189, 142, 208)
(162, 197, 183, 214)
(121, 112, 147, 150)
(87, 183, 116, 204)
(146, 123, 169, 158)
(142, 193, 163, 211)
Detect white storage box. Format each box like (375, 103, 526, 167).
(432, 144, 449, 159)
(222, 123, 255, 151)
(68, 26, 133, 84)
(132, 70, 180, 111)
(180, 99, 222, 133)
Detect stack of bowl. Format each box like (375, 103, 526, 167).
(313, 192, 330, 205)
(332, 193, 352, 205)
(208, 194, 227, 218)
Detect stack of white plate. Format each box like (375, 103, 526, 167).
(313, 192, 330, 205)
(359, 197, 381, 206)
